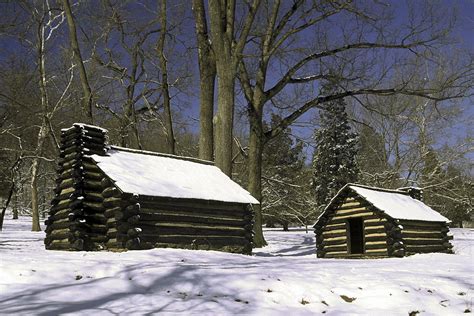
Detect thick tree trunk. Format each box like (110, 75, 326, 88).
(214, 70, 234, 176)
(208, 0, 234, 177)
(247, 105, 267, 247)
(192, 0, 216, 161)
(62, 0, 93, 123)
(158, 0, 175, 155)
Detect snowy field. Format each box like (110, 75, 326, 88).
(0, 217, 472, 315)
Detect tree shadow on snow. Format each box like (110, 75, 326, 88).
(0, 263, 254, 315)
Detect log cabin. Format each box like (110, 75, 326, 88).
(45, 123, 257, 254)
(314, 184, 453, 258)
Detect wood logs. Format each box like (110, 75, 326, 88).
(45, 124, 108, 251)
(315, 189, 454, 258)
(115, 195, 254, 254)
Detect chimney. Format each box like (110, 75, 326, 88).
(398, 186, 423, 201)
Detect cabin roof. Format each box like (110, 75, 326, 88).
(319, 183, 449, 223)
(91, 147, 259, 205)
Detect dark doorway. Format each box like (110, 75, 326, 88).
(348, 218, 364, 254)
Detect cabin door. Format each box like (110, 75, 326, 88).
(348, 218, 364, 254)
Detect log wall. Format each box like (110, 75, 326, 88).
(45, 124, 255, 255)
(315, 189, 453, 258)
(398, 220, 453, 255)
(45, 124, 108, 251)
(122, 196, 254, 254)
(315, 193, 400, 258)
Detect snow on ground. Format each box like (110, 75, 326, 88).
(0, 217, 472, 315)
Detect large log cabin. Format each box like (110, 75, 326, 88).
(314, 184, 453, 258)
(45, 124, 257, 254)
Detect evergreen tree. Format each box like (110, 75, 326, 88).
(262, 114, 315, 230)
(357, 125, 398, 187)
(312, 91, 359, 207)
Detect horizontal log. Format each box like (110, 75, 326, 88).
(334, 207, 369, 216)
(402, 231, 445, 239)
(405, 244, 450, 253)
(139, 206, 247, 220)
(102, 187, 121, 198)
(364, 249, 388, 256)
(47, 228, 72, 240)
(84, 191, 103, 203)
(338, 201, 364, 209)
(322, 229, 345, 236)
(321, 230, 346, 239)
(45, 239, 73, 250)
(321, 238, 347, 246)
(324, 222, 346, 230)
(47, 208, 78, 221)
(363, 218, 387, 226)
(103, 197, 123, 208)
(323, 244, 347, 252)
(82, 201, 104, 212)
(397, 220, 447, 228)
(137, 234, 251, 247)
(402, 237, 445, 245)
(83, 171, 104, 181)
(61, 128, 107, 141)
(58, 178, 80, 191)
(331, 212, 374, 221)
(129, 222, 251, 238)
(115, 209, 139, 221)
(134, 212, 250, 227)
(106, 217, 117, 227)
(83, 180, 103, 191)
(364, 242, 387, 250)
(45, 220, 86, 233)
(364, 226, 386, 234)
(104, 206, 121, 219)
(324, 251, 348, 258)
(138, 198, 248, 213)
(364, 234, 388, 242)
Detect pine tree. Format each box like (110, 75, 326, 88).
(312, 92, 359, 207)
(262, 114, 311, 230)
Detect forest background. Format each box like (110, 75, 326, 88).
(0, 0, 472, 246)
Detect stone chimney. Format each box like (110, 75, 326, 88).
(398, 186, 423, 201)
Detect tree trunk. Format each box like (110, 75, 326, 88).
(31, 121, 48, 232)
(247, 104, 267, 247)
(192, 0, 215, 161)
(62, 0, 93, 123)
(214, 70, 234, 176)
(158, 0, 175, 155)
(0, 182, 15, 231)
(208, 0, 235, 177)
(12, 188, 18, 219)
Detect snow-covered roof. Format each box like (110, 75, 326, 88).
(347, 184, 449, 222)
(61, 123, 108, 133)
(91, 147, 259, 204)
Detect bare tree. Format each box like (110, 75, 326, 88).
(237, 0, 473, 246)
(157, 0, 175, 154)
(192, 0, 216, 161)
(61, 0, 93, 123)
(208, 0, 261, 176)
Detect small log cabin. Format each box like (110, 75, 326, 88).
(45, 123, 258, 254)
(314, 184, 453, 258)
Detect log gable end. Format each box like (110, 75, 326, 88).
(314, 184, 453, 259)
